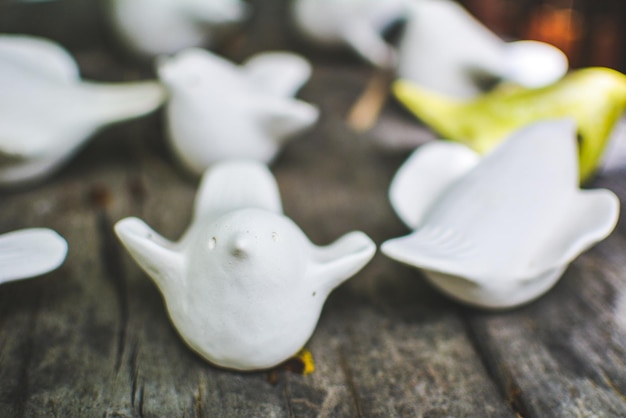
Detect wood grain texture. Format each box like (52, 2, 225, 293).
(0, 1, 625, 417)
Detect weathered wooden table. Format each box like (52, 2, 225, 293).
(1, 1, 625, 416)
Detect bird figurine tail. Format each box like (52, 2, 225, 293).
(79, 81, 166, 126)
(243, 52, 312, 98)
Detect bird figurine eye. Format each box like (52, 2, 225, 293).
(208, 236, 217, 250)
(272, 232, 279, 242)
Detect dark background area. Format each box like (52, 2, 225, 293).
(1, 0, 625, 71)
(462, 0, 626, 71)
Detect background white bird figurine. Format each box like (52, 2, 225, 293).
(382, 120, 619, 309)
(396, 0, 568, 98)
(115, 160, 375, 370)
(0, 228, 68, 285)
(291, 0, 409, 68)
(0, 35, 166, 187)
(108, 0, 250, 56)
(158, 48, 319, 177)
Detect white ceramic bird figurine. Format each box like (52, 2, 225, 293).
(381, 120, 619, 309)
(0, 35, 166, 187)
(0, 228, 68, 285)
(158, 48, 319, 176)
(291, 0, 409, 68)
(115, 160, 376, 370)
(108, 0, 249, 56)
(396, 0, 568, 98)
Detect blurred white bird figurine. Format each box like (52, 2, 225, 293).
(0, 35, 166, 187)
(382, 120, 619, 309)
(108, 0, 249, 56)
(0, 228, 68, 285)
(158, 48, 319, 176)
(396, 0, 568, 98)
(291, 0, 409, 68)
(115, 160, 375, 370)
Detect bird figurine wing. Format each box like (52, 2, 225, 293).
(249, 96, 319, 143)
(0, 34, 79, 83)
(529, 188, 619, 275)
(0, 35, 82, 158)
(389, 141, 479, 229)
(308, 231, 376, 296)
(0, 228, 68, 285)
